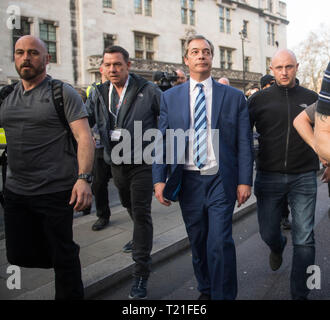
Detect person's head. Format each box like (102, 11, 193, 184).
(218, 77, 230, 86)
(260, 74, 275, 89)
(101, 46, 131, 87)
(245, 85, 260, 98)
(270, 49, 298, 88)
(184, 35, 214, 81)
(14, 35, 50, 82)
(175, 69, 187, 85)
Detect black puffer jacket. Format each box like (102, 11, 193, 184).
(248, 80, 319, 173)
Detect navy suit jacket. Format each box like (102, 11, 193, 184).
(152, 78, 253, 203)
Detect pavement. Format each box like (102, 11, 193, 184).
(0, 189, 256, 300)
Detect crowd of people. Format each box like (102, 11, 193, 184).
(0, 33, 329, 301)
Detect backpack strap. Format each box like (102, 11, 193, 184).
(50, 79, 77, 152)
(0, 82, 17, 107)
(51, 79, 69, 131)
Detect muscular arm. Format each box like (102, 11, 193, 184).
(315, 112, 330, 162)
(69, 117, 95, 211)
(293, 110, 315, 151)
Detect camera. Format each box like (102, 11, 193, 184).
(152, 71, 178, 91)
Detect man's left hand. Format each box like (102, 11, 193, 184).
(70, 179, 93, 211)
(237, 184, 251, 208)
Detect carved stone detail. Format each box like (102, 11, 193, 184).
(86, 55, 261, 85)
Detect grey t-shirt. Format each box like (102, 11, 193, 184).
(0, 76, 88, 195)
(305, 101, 317, 124)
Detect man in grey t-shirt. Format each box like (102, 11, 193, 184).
(293, 102, 330, 190)
(0, 35, 94, 300)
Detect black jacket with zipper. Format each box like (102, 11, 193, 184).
(85, 73, 161, 165)
(248, 80, 319, 174)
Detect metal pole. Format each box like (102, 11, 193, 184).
(242, 36, 245, 94)
(239, 25, 247, 94)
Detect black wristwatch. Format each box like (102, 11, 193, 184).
(78, 173, 93, 183)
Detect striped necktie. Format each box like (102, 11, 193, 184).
(193, 83, 207, 169)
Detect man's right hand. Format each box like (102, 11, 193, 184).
(154, 182, 172, 206)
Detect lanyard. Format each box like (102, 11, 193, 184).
(108, 76, 130, 123)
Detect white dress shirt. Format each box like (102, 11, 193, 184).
(184, 76, 217, 172)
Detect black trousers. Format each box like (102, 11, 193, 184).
(111, 163, 153, 279)
(4, 188, 84, 300)
(92, 148, 112, 219)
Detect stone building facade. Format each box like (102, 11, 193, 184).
(0, 0, 288, 91)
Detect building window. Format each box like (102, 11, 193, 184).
(103, 0, 112, 8)
(135, 0, 142, 14)
(267, 0, 273, 12)
(181, 0, 195, 26)
(104, 33, 115, 49)
(134, 33, 155, 60)
(266, 57, 271, 74)
(244, 56, 250, 72)
(13, 17, 31, 57)
(279, 1, 287, 17)
(39, 21, 57, 63)
(135, 0, 152, 16)
(220, 47, 234, 70)
(219, 6, 231, 34)
(267, 22, 275, 46)
(145, 0, 152, 16)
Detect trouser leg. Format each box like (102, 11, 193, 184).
(111, 164, 153, 278)
(4, 189, 52, 268)
(254, 171, 287, 254)
(206, 175, 237, 300)
(4, 189, 84, 300)
(92, 148, 111, 219)
(288, 171, 317, 300)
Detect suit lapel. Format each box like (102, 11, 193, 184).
(180, 81, 190, 131)
(211, 79, 225, 129)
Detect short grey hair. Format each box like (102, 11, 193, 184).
(183, 35, 214, 58)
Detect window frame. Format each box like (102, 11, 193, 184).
(103, 33, 115, 50)
(267, 22, 275, 46)
(12, 16, 31, 59)
(134, 0, 143, 14)
(181, 0, 195, 26)
(267, 0, 273, 12)
(135, 0, 152, 16)
(219, 47, 234, 70)
(103, 0, 113, 9)
(134, 33, 155, 60)
(144, 0, 152, 16)
(219, 5, 231, 34)
(39, 20, 57, 63)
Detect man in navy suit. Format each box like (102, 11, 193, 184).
(153, 35, 253, 300)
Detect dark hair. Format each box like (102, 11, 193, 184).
(183, 35, 214, 58)
(102, 46, 129, 63)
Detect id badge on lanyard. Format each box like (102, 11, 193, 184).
(109, 76, 129, 141)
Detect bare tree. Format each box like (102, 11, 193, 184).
(295, 23, 330, 92)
